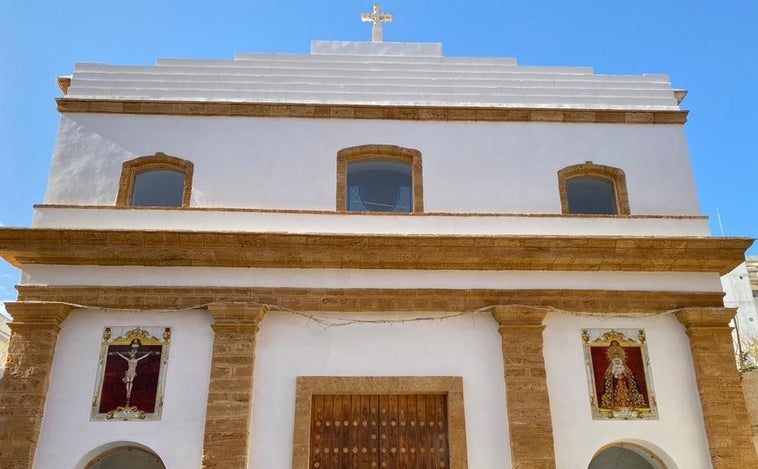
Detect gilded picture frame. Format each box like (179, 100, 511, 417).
(91, 326, 171, 421)
(583, 328, 658, 420)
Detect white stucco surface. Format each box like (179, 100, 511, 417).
(45, 114, 701, 215)
(64, 41, 679, 110)
(31, 207, 711, 236)
(249, 311, 510, 469)
(545, 312, 710, 468)
(19, 265, 724, 293)
(34, 308, 213, 469)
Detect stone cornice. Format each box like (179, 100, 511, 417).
(16, 285, 726, 313)
(674, 307, 737, 329)
(56, 98, 689, 124)
(206, 303, 267, 333)
(3, 302, 74, 331)
(0, 228, 751, 274)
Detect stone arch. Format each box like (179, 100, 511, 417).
(588, 440, 677, 469)
(76, 441, 166, 469)
(558, 160, 630, 215)
(116, 152, 194, 207)
(336, 144, 423, 213)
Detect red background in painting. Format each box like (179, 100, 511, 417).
(98, 344, 162, 413)
(590, 345, 650, 409)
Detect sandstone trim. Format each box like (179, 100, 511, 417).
(558, 162, 630, 215)
(15, 285, 726, 314)
(116, 153, 194, 208)
(56, 98, 689, 124)
(336, 144, 423, 213)
(491, 306, 556, 468)
(0, 228, 751, 274)
(0, 302, 74, 469)
(201, 303, 266, 469)
(675, 307, 758, 468)
(293, 376, 467, 469)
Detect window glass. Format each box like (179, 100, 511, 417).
(566, 176, 618, 215)
(346, 159, 412, 212)
(131, 169, 185, 207)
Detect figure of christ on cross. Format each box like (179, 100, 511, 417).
(361, 3, 393, 42)
(114, 339, 159, 406)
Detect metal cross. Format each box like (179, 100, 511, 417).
(361, 3, 393, 42)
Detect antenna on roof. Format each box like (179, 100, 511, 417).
(716, 208, 725, 237)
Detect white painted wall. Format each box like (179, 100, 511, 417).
(30, 301, 711, 469)
(34, 308, 213, 469)
(545, 312, 711, 469)
(249, 311, 511, 469)
(19, 265, 725, 294)
(45, 114, 700, 215)
(30, 206, 712, 237)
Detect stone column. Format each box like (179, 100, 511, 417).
(492, 305, 556, 469)
(0, 302, 73, 469)
(675, 307, 758, 468)
(201, 303, 266, 469)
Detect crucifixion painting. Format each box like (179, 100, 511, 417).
(91, 326, 171, 421)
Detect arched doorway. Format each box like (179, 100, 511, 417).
(84, 445, 165, 469)
(588, 442, 669, 469)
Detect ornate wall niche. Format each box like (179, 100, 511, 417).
(583, 328, 658, 420)
(91, 326, 171, 421)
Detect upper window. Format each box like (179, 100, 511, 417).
(116, 153, 194, 208)
(558, 161, 630, 215)
(337, 145, 423, 213)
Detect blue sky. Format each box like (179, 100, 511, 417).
(1, 1, 757, 317)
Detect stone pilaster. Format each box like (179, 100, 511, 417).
(201, 303, 266, 469)
(675, 307, 758, 469)
(0, 302, 73, 469)
(492, 305, 556, 469)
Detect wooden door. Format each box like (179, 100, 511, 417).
(310, 394, 449, 469)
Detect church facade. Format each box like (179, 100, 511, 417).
(0, 37, 755, 469)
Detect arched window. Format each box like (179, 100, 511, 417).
(558, 161, 630, 215)
(116, 153, 194, 208)
(336, 145, 423, 213)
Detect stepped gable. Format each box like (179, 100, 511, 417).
(63, 40, 679, 111)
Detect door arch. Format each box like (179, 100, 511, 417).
(588, 441, 673, 469)
(80, 442, 165, 469)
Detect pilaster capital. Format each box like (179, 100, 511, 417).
(207, 302, 267, 333)
(4, 301, 74, 332)
(491, 305, 547, 332)
(674, 307, 737, 330)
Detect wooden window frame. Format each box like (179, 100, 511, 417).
(557, 161, 630, 215)
(336, 145, 423, 213)
(116, 152, 194, 208)
(292, 376, 468, 469)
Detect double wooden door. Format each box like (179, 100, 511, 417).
(309, 394, 449, 469)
